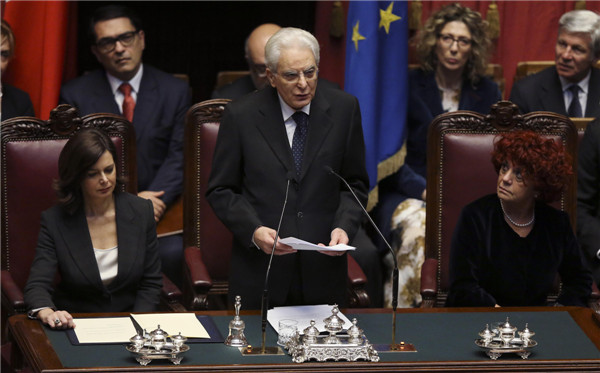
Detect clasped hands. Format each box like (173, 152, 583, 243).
(253, 226, 348, 257)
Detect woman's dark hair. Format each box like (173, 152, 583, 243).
(415, 2, 492, 84)
(491, 130, 573, 203)
(54, 128, 124, 214)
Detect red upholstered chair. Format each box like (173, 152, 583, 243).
(1, 105, 184, 327)
(182, 99, 370, 310)
(420, 101, 581, 307)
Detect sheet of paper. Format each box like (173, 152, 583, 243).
(73, 317, 137, 343)
(131, 313, 210, 338)
(267, 304, 353, 334)
(279, 237, 355, 251)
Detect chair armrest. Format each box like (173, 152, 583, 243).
(589, 281, 600, 310)
(1, 270, 25, 314)
(159, 273, 186, 312)
(420, 258, 438, 308)
(347, 255, 370, 307)
(347, 255, 367, 285)
(161, 274, 182, 301)
(184, 246, 213, 289)
(182, 246, 213, 310)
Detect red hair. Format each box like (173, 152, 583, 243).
(491, 131, 572, 203)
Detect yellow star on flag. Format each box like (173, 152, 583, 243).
(352, 20, 366, 51)
(379, 2, 401, 34)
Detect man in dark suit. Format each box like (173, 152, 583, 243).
(578, 118, 600, 287)
(212, 23, 382, 306)
(510, 10, 600, 118)
(207, 27, 369, 309)
(60, 5, 190, 286)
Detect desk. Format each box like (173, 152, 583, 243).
(8, 307, 600, 372)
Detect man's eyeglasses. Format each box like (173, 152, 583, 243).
(250, 63, 267, 78)
(438, 34, 472, 49)
(95, 31, 138, 53)
(278, 67, 318, 83)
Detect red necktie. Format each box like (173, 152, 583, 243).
(119, 83, 135, 122)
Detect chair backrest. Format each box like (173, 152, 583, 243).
(214, 71, 250, 91)
(514, 60, 600, 83)
(183, 99, 232, 296)
(1, 104, 136, 313)
(423, 101, 577, 307)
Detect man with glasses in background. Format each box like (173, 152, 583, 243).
(207, 27, 371, 309)
(510, 9, 600, 118)
(60, 5, 190, 287)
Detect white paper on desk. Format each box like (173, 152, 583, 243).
(267, 304, 353, 334)
(131, 313, 210, 338)
(73, 317, 137, 343)
(279, 237, 355, 251)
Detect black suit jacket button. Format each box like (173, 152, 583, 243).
(297, 211, 303, 218)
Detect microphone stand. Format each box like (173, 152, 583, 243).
(326, 167, 403, 352)
(242, 179, 291, 356)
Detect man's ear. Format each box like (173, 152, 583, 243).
(91, 46, 101, 63)
(266, 68, 276, 88)
(138, 30, 146, 51)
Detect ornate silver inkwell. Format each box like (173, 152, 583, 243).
(286, 305, 380, 363)
(475, 317, 537, 360)
(126, 325, 189, 365)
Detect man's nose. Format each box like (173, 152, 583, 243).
(113, 40, 127, 53)
(297, 74, 308, 88)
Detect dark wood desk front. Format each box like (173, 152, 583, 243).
(8, 307, 600, 372)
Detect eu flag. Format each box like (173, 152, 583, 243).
(344, 1, 408, 210)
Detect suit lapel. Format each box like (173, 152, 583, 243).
(58, 208, 104, 290)
(133, 67, 159, 138)
(256, 89, 296, 176)
(301, 88, 333, 179)
(585, 68, 600, 117)
(542, 68, 568, 115)
(460, 82, 483, 111)
(420, 73, 444, 115)
(92, 72, 121, 115)
(112, 193, 141, 289)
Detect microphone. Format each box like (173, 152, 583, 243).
(325, 165, 402, 352)
(243, 176, 292, 356)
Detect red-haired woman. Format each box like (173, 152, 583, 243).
(446, 131, 592, 307)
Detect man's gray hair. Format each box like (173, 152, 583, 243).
(265, 27, 320, 71)
(559, 10, 600, 59)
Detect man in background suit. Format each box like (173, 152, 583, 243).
(60, 5, 190, 287)
(578, 117, 600, 288)
(207, 27, 370, 309)
(211, 23, 281, 100)
(510, 10, 600, 118)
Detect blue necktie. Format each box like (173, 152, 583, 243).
(291, 111, 309, 178)
(568, 85, 582, 117)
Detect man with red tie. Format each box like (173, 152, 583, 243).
(61, 5, 190, 221)
(60, 5, 190, 286)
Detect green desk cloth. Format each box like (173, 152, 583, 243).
(44, 311, 600, 368)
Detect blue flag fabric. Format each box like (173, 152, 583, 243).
(344, 1, 408, 209)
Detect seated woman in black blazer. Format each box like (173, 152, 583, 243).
(24, 128, 162, 329)
(446, 131, 592, 307)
